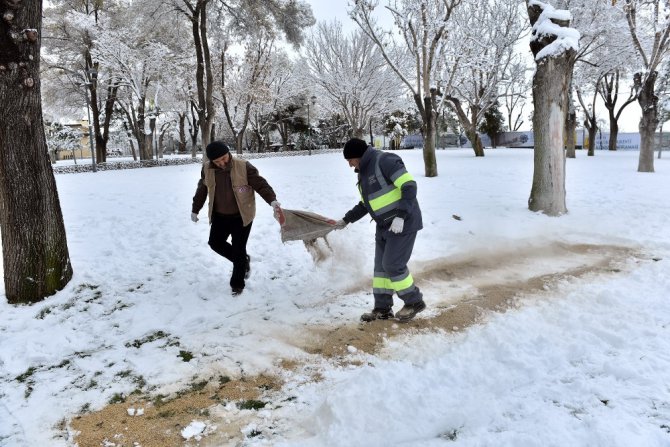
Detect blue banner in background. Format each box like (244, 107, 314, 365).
(399, 131, 644, 150)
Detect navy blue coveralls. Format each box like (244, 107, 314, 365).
(343, 148, 423, 309)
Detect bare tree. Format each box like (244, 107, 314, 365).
(442, 0, 527, 156)
(303, 20, 403, 140)
(526, 0, 579, 216)
(576, 78, 602, 156)
(169, 0, 314, 153)
(564, 0, 633, 156)
(217, 33, 277, 153)
(597, 70, 637, 150)
(43, 0, 125, 164)
(623, 0, 670, 172)
(501, 58, 531, 133)
(350, 0, 464, 177)
(0, 0, 73, 304)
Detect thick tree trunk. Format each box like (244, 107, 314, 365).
(188, 106, 199, 158)
(422, 115, 438, 176)
(470, 107, 485, 156)
(565, 109, 576, 158)
(465, 127, 485, 157)
(608, 112, 619, 151)
(447, 96, 484, 158)
(178, 113, 187, 153)
(418, 94, 437, 177)
(528, 56, 571, 216)
(527, 1, 573, 216)
(587, 126, 597, 156)
(0, 0, 73, 304)
(235, 132, 244, 155)
(635, 72, 657, 172)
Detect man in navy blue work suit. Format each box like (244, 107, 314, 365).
(334, 138, 426, 322)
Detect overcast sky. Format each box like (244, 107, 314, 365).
(304, 0, 353, 26)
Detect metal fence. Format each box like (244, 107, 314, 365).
(52, 148, 343, 174)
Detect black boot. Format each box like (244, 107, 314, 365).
(360, 308, 394, 322)
(396, 300, 426, 322)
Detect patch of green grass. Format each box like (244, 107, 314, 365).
(35, 306, 53, 319)
(75, 283, 99, 293)
(133, 375, 147, 389)
(152, 394, 168, 407)
(48, 359, 71, 371)
(237, 399, 266, 410)
(108, 393, 126, 404)
(190, 380, 208, 392)
(158, 409, 176, 418)
(178, 350, 194, 362)
(15, 366, 37, 383)
(125, 330, 169, 349)
(247, 429, 262, 438)
(439, 429, 458, 441)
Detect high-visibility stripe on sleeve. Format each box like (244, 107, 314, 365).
(393, 172, 414, 189)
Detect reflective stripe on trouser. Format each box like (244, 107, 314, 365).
(372, 229, 422, 309)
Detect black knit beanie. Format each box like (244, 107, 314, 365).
(206, 141, 230, 160)
(343, 138, 369, 160)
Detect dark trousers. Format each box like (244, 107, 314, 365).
(208, 213, 252, 289)
(373, 229, 422, 309)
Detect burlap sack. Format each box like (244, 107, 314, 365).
(280, 209, 337, 243)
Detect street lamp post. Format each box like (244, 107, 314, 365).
(83, 68, 97, 172)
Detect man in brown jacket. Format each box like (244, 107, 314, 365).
(191, 141, 282, 296)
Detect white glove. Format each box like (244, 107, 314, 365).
(389, 217, 404, 234)
(191, 212, 199, 223)
(333, 219, 348, 230)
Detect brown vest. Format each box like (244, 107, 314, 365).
(204, 157, 257, 226)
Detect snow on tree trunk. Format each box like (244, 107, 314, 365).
(0, 0, 73, 304)
(635, 72, 657, 173)
(526, 0, 578, 216)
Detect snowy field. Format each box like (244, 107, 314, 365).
(1, 148, 669, 446)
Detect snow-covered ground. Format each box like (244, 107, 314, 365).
(0, 148, 669, 446)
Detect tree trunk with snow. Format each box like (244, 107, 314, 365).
(0, 0, 73, 304)
(526, 1, 576, 216)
